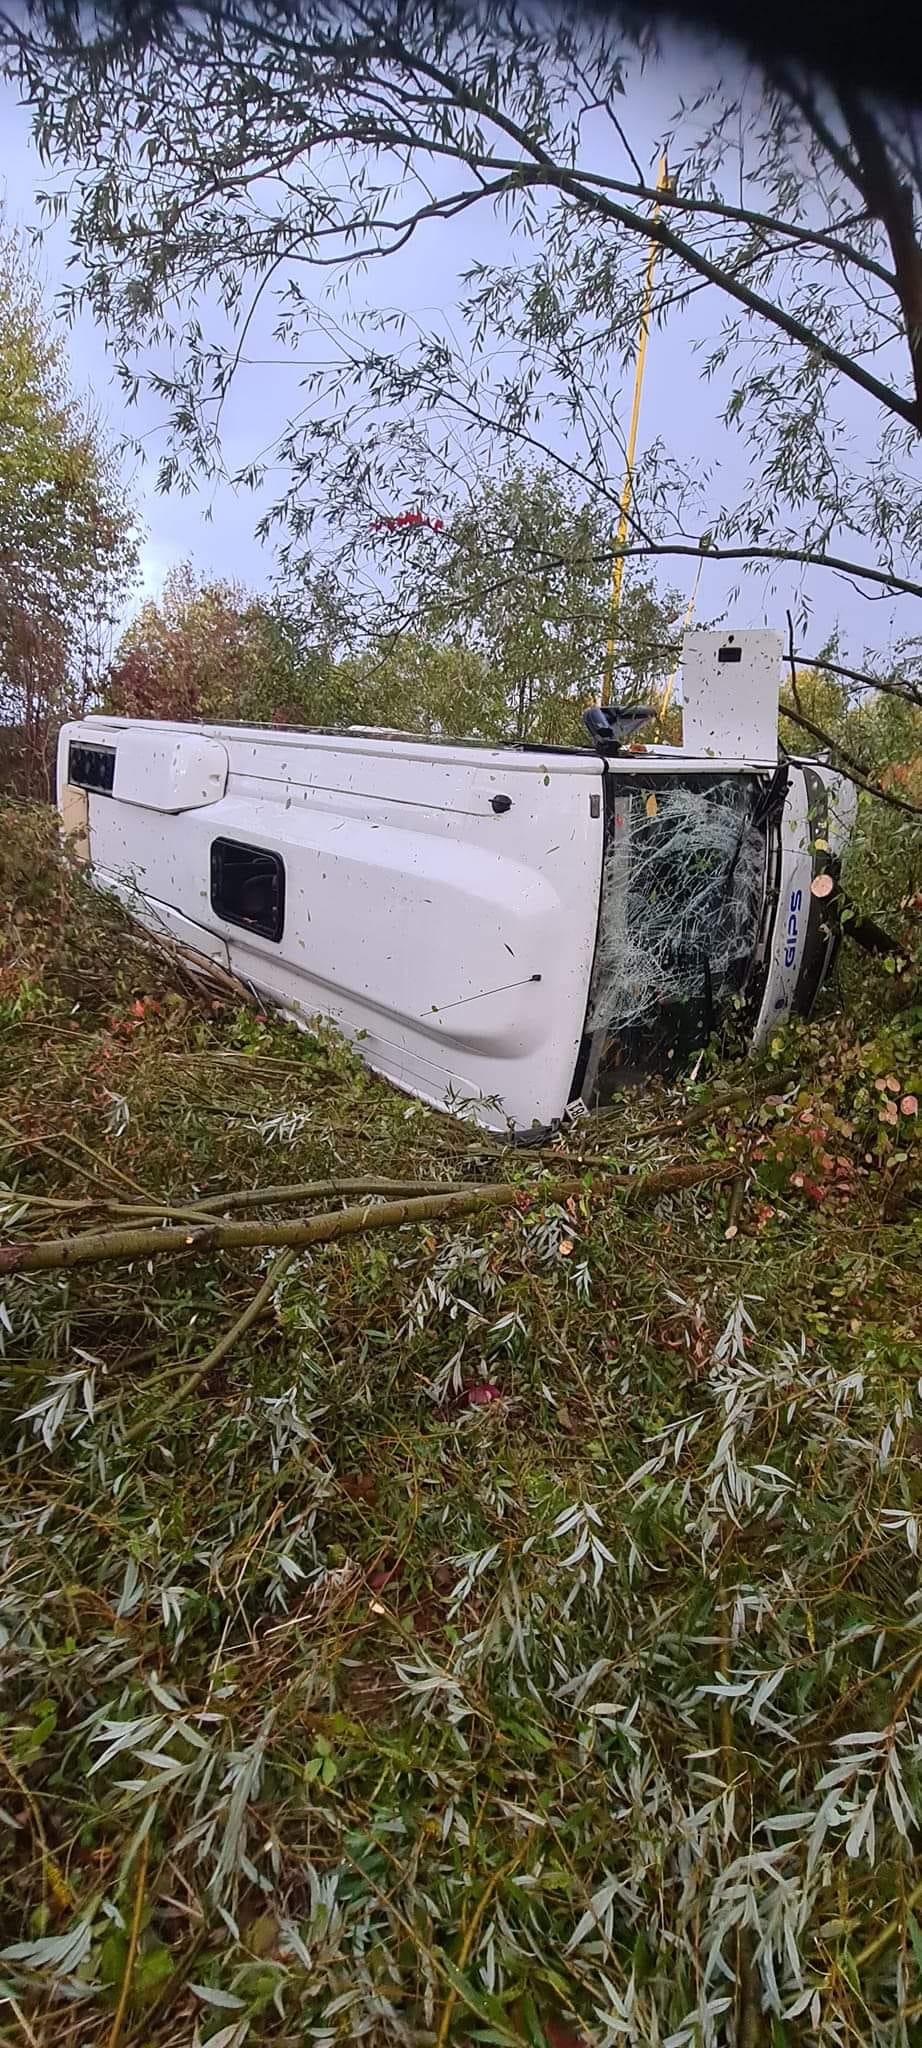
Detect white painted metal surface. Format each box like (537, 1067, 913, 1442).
(681, 629, 782, 762)
(751, 763, 859, 1045)
(752, 768, 815, 1040)
(111, 727, 228, 811)
(58, 717, 604, 1131)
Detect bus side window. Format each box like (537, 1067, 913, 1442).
(210, 839, 285, 942)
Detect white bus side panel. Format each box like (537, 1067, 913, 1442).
(78, 738, 604, 1132)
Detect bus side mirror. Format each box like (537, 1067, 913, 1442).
(583, 705, 654, 755)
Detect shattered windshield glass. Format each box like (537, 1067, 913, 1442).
(587, 773, 769, 1072)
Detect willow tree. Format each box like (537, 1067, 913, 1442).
(5, 0, 922, 776)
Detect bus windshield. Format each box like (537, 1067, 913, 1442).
(586, 771, 770, 1082)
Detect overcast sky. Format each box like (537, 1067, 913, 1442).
(1, 60, 913, 668)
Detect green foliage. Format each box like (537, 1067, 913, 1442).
(0, 801, 919, 2047)
(781, 665, 922, 985)
(338, 632, 508, 738)
(383, 465, 683, 743)
(0, 218, 136, 790)
(105, 562, 310, 725)
(107, 470, 683, 745)
(109, 576, 505, 738)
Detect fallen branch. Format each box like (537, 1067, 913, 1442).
(0, 1162, 732, 1276)
(106, 1834, 149, 2048)
(3, 1190, 228, 1227)
(2, 1177, 461, 1226)
(840, 906, 910, 961)
(134, 926, 264, 1009)
(725, 1174, 746, 1237)
(123, 1922, 211, 2048)
(121, 1248, 298, 1443)
(166, 1175, 468, 1215)
(608, 1075, 797, 1141)
(0, 1114, 161, 1205)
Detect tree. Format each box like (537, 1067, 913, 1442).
(321, 465, 684, 742)
(105, 564, 303, 724)
(109, 468, 684, 748)
(780, 660, 922, 962)
(7, 1, 922, 793)
(106, 567, 483, 732)
(380, 466, 684, 743)
(0, 218, 135, 793)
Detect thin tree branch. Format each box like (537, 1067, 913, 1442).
(608, 539, 922, 602)
(378, 30, 920, 430)
(450, 532, 922, 609)
(0, 1163, 733, 1275)
(122, 1247, 297, 1442)
(257, 116, 900, 291)
(795, 649, 922, 708)
(779, 697, 922, 813)
(1, 1178, 468, 1224)
(854, 1872, 922, 1973)
(785, 608, 803, 714)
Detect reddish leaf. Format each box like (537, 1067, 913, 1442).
(464, 1382, 502, 1406)
(545, 2022, 591, 2048)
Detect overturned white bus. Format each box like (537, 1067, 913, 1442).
(56, 629, 855, 1133)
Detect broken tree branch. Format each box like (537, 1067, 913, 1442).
(840, 907, 910, 959)
(0, 1163, 732, 1276)
(170, 1176, 468, 1215)
(133, 927, 264, 1010)
(121, 1248, 298, 1443)
(2, 1177, 464, 1226)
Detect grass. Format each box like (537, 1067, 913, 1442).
(0, 798, 920, 2048)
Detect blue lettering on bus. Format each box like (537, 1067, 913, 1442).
(784, 887, 802, 968)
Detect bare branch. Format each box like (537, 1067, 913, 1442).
(795, 649, 922, 707)
(0, 1162, 733, 1276)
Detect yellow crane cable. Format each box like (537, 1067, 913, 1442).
(603, 154, 669, 706)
